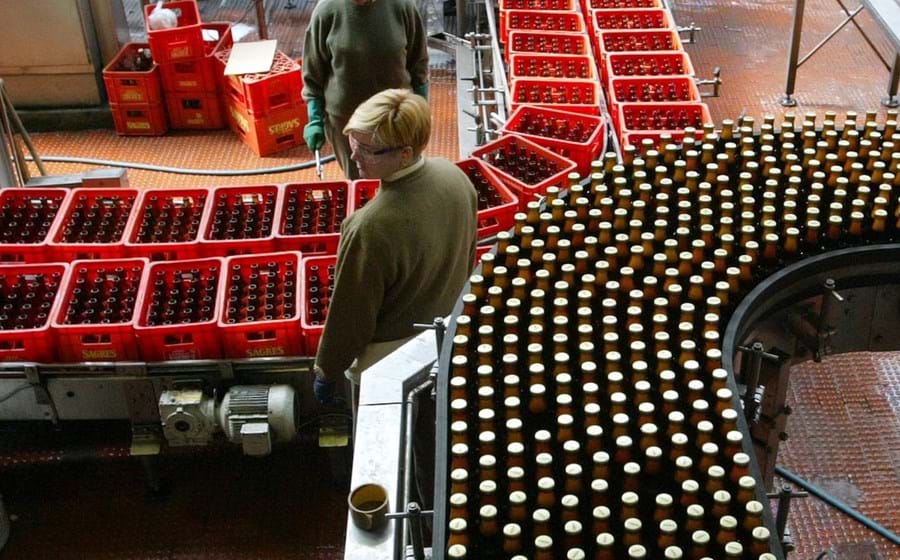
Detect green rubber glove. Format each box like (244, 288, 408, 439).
(304, 97, 326, 151)
(413, 83, 429, 100)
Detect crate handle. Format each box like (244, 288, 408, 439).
(0, 340, 25, 351)
(164, 333, 193, 345)
(246, 330, 277, 342)
(80, 334, 112, 345)
(121, 79, 138, 87)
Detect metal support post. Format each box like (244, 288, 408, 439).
(884, 53, 900, 108)
(737, 341, 780, 422)
(457, 0, 468, 35)
(769, 483, 808, 553)
(782, 0, 806, 106)
(254, 0, 269, 40)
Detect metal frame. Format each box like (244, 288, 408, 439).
(782, 0, 900, 107)
(344, 330, 440, 560)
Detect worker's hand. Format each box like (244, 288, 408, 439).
(313, 376, 337, 406)
(304, 122, 325, 151)
(413, 83, 429, 100)
(304, 97, 326, 151)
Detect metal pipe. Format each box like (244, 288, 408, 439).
(482, 0, 509, 123)
(833, 0, 891, 69)
(796, 6, 865, 67)
(1, 86, 46, 176)
(775, 466, 900, 546)
(24, 154, 335, 177)
(402, 376, 434, 557)
(782, 0, 806, 105)
(885, 53, 900, 108)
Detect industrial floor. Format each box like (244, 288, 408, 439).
(2, 0, 899, 558)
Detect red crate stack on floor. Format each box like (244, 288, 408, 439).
(214, 47, 308, 157)
(145, 1, 230, 130)
(103, 43, 168, 136)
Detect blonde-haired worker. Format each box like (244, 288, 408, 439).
(301, 0, 429, 180)
(312, 89, 477, 417)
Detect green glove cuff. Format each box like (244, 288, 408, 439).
(413, 83, 429, 100)
(306, 97, 325, 125)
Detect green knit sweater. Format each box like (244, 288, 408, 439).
(315, 158, 478, 378)
(302, 0, 429, 119)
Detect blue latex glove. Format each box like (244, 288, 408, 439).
(413, 83, 429, 100)
(314, 376, 337, 406)
(304, 97, 326, 151)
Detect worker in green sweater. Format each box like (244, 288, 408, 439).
(312, 89, 477, 423)
(301, 0, 430, 180)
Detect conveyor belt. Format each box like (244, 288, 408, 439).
(434, 114, 900, 559)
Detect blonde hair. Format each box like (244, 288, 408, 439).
(344, 89, 431, 155)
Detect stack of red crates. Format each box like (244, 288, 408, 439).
(581, 0, 712, 147)
(215, 47, 308, 156)
(500, 0, 604, 173)
(103, 43, 167, 136)
(144, 1, 230, 130)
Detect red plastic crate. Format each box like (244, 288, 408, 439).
(218, 252, 304, 358)
(0, 262, 68, 362)
(501, 104, 607, 175)
(224, 98, 308, 157)
(351, 180, 380, 212)
(158, 21, 234, 91)
(199, 185, 282, 256)
(275, 181, 351, 255)
(505, 10, 586, 38)
(585, 0, 661, 8)
(299, 255, 336, 355)
(0, 188, 70, 263)
(608, 76, 701, 128)
(110, 102, 168, 136)
(499, 0, 577, 36)
(51, 258, 147, 362)
(133, 257, 224, 361)
(510, 78, 602, 115)
(214, 49, 304, 116)
(159, 56, 218, 93)
(165, 91, 225, 129)
(455, 159, 519, 239)
(48, 188, 138, 261)
(509, 54, 598, 81)
(144, 0, 204, 64)
(589, 8, 673, 33)
(103, 43, 162, 105)
(618, 102, 712, 131)
(596, 29, 683, 61)
(471, 135, 577, 208)
(125, 187, 211, 261)
(202, 22, 235, 57)
(604, 51, 695, 84)
(506, 31, 591, 60)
